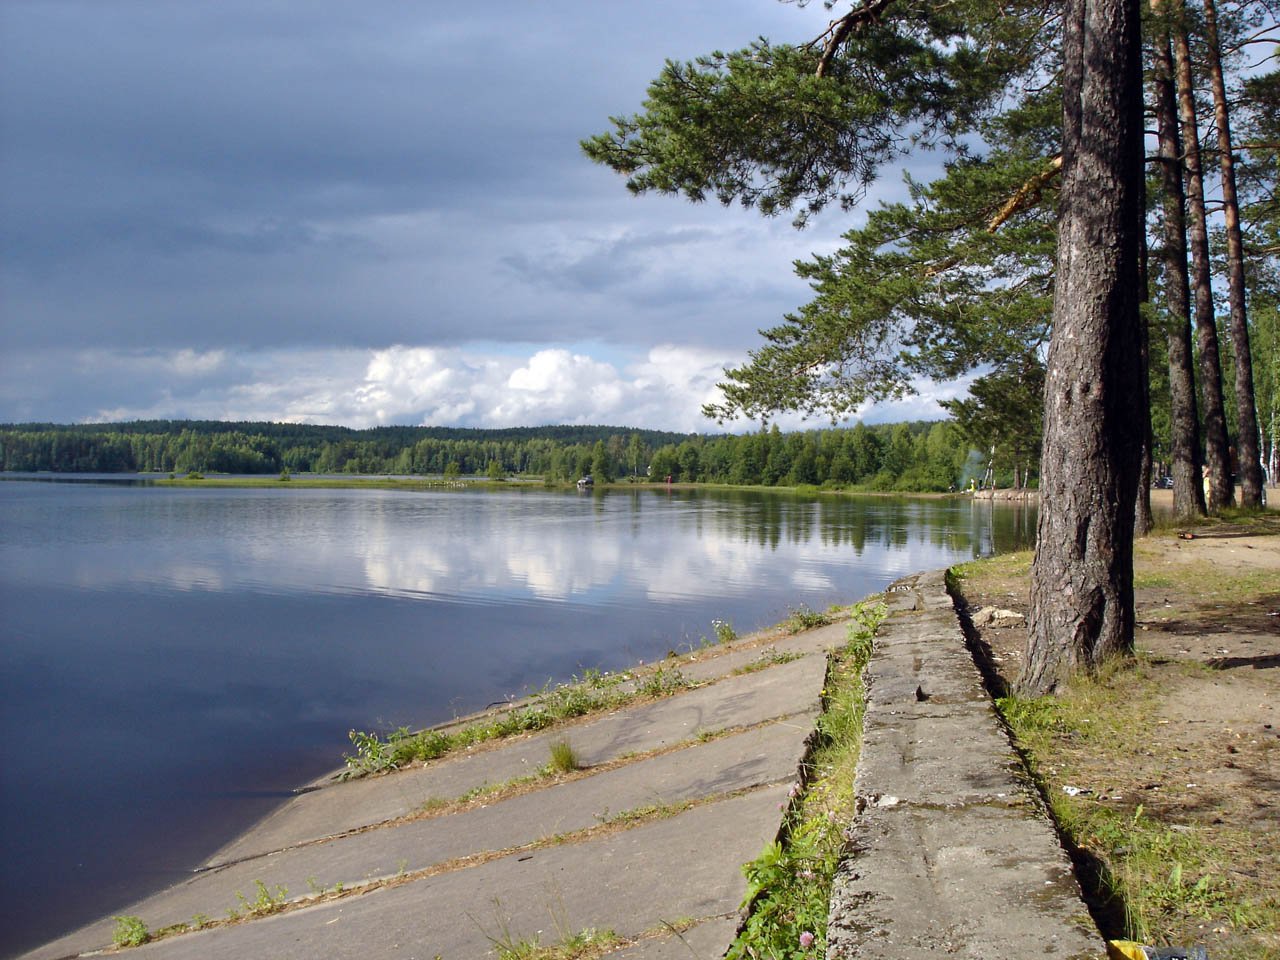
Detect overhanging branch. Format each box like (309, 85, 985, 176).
(986, 155, 1062, 232)
(813, 0, 898, 78)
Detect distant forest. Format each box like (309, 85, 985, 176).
(0, 419, 1000, 491)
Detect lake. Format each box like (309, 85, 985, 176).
(0, 478, 1035, 956)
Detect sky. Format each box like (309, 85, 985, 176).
(0, 0, 967, 433)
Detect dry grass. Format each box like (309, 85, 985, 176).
(951, 517, 1280, 956)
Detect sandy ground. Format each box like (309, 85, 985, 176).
(954, 495, 1279, 952)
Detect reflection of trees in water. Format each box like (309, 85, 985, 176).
(673, 488, 1037, 558)
(968, 497, 1037, 558)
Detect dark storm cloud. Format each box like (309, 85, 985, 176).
(1, 0, 828, 361)
(501, 227, 722, 293)
(2, 1, 919, 428)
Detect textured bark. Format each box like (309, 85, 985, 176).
(1203, 0, 1265, 508)
(1023, 0, 1144, 694)
(1172, 13, 1234, 510)
(1152, 27, 1207, 519)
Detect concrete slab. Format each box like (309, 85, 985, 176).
(855, 704, 1028, 808)
(827, 569, 1100, 959)
(202, 654, 827, 867)
(24, 563, 1105, 960)
(827, 804, 1099, 959)
(398, 619, 849, 751)
(117, 789, 783, 960)
(30, 718, 811, 958)
(667, 619, 850, 686)
(863, 643, 989, 706)
(602, 916, 740, 959)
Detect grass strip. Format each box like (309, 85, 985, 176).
(726, 598, 885, 960)
(342, 664, 695, 777)
(997, 668, 1279, 952)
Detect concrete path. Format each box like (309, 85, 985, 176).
(24, 572, 1104, 960)
(827, 570, 1100, 958)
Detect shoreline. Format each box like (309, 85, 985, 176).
(20, 609, 861, 959)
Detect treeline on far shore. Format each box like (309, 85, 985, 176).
(0, 419, 1003, 492)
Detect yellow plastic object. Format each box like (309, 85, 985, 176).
(1108, 943, 1150, 960)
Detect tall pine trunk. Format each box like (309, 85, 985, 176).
(1023, 0, 1144, 694)
(1172, 11, 1234, 509)
(1136, 226, 1155, 537)
(1152, 22, 1207, 518)
(1203, 0, 1264, 508)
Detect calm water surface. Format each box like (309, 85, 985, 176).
(0, 478, 1035, 956)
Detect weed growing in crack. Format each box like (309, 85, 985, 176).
(343, 666, 692, 778)
(112, 916, 149, 948)
(728, 598, 884, 959)
(785, 605, 832, 633)
(231, 880, 288, 919)
(636, 665, 690, 698)
(733, 648, 803, 675)
(481, 895, 621, 960)
(712, 619, 738, 644)
(547, 739, 580, 774)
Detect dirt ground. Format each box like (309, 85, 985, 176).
(951, 494, 1279, 954)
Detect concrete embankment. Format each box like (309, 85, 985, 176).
(24, 572, 1102, 959)
(827, 570, 1098, 957)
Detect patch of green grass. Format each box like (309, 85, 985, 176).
(595, 799, 693, 827)
(1045, 796, 1271, 944)
(152, 922, 194, 939)
(112, 915, 150, 948)
(712, 618, 738, 644)
(728, 599, 885, 959)
(546, 739, 579, 774)
(492, 927, 621, 960)
(230, 880, 288, 920)
(949, 549, 1034, 593)
(343, 666, 693, 778)
(482, 899, 622, 960)
(996, 657, 1157, 762)
(785, 605, 832, 633)
(635, 665, 691, 698)
(733, 648, 803, 675)
(996, 664, 1278, 945)
(418, 796, 452, 814)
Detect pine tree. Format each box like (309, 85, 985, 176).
(586, 0, 1145, 692)
(1201, 0, 1266, 507)
(1150, 3, 1208, 518)
(1022, 0, 1146, 693)
(1172, 2, 1236, 509)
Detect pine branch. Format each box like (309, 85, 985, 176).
(986, 155, 1062, 232)
(813, 0, 899, 78)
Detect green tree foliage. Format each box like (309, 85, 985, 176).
(0, 419, 981, 491)
(0, 422, 688, 477)
(1257, 302, 1280, 484)
(941, 356, 1044, 487)
(590, 440, 614, 483)
(704, 92, 1061, 423)
(1234, 63, 1278, 268)
(588, 0, 1162, 694)
(587, 3, 1059, 427)
(583, 0, 1048, 225)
